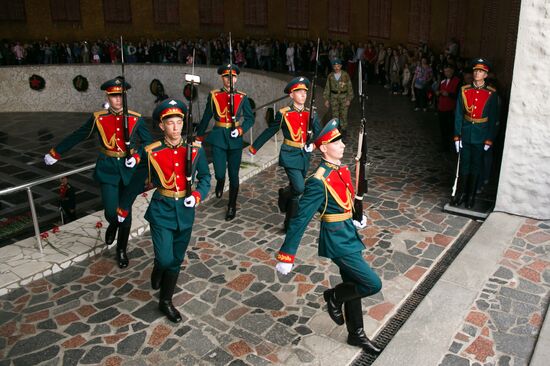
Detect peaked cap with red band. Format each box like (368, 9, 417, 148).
(217, 63, 240, 76)
(471, 58, 491, 73)
(284, 76, 311, 94)
(152, 99, 188, 122)
(314, 118, 342, 148)
(100, 78, 131, 94)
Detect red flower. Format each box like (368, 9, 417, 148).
(95, 221, 103, 229)
(40, 232, 49, 239)
(141, 192, 148, 198)
(52, 226, 60, 234)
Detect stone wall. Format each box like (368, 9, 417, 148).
(0, 64, 289, 142)
(495, 0, 550, 219)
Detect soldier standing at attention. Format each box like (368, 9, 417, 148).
(196, 64, 254, 221)
(118, 99, 210, 322)
(323, 58, 354, 138)
(44, 78, 152, 268)
(248, 77, 321, 231)
(275, 120, 382, 354)
(452, 58, 498, 209)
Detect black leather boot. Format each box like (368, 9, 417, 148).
(323, 282, 359, 325)
(151, 261, 163, 290)
(115, 225, 130, 268)
(466, 175, 478, 209)
(105, 222, 118, 245)
(215, 179, 225, 198)
(159, 271, 182, 323)
(278, 186, 292, 213)
(283, 197, 298, 233)
(451, 174, 468, 206)
(225, 185, 238, 221)
(345, 298, 381, 353)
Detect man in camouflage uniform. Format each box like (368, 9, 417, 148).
(323, 58, 354, 137)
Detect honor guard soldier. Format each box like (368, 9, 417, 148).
(248, 77, 321, 231)
(44, 78, 152, 268)
(196, 64, 254, 221)
(275, 120, 382, 354)
(118, 99, 211, 322)
(452, 58, 498, 208)
(323, 58, 354, 137)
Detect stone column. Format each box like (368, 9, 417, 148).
(495, 0, 550, 220)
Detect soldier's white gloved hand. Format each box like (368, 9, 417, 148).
(230, 129, 240, 138)
(184, 195, 196, 208)
(484, 144, 491, 151)
(303, 143, 314, 153)
(275, 262, 293, 275)
(125, 157, 136, 168)
(44, 153, 58, 165)
(117, 215, 126, 223)
(454, 140, 463, 153)
(353, 215, 367, 229)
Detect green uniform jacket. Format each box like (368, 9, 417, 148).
(454, 84, 499, 145)
(278, 160, 364, 260)
(323, 71, 354, 102)
(143, 141, 211, 231)
(53, 110, 152, 186)
(252, 105, 321, 171)
(197, 89, 255, 150)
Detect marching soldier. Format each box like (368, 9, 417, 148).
(275, 120, 382, 353)
(248, 77, 321, 231)
(452, 58, 498, 208)
(118, 99, 211, 322)
(44, 78, 152, 268)
(196, 64, 254, 221)
(323, 58, 354, 137)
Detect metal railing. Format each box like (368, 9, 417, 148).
(0, 95, 289, 252)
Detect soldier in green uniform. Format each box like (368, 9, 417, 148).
(452, 58, 498, 208)
(323, 59, 354, 137)
(248, 77, 321, 231)
(118, 99, 211, 322)
(196, 64, 255, 221)
(44, 78, 152, 268)
(275, 120, 382, 353)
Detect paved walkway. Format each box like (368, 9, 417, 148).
(0, 85, 548, 365)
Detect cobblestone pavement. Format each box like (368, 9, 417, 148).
(0, 87, 476, 365)
(439, 219, 550, 366)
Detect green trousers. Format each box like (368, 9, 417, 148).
(332, 251, 382, 297)
(150, 224, 192, 274)
(460, 143, 484, 176)
(212, 145, 242, 189)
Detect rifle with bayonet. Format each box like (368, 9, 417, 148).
(119, 36, 130, 158)
(353, 60, 369, 223)
(184, 48, 201, 198)
(228, 33, 237, 132)
(306, 38, 320, 145)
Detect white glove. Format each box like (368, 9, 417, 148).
(184, 195, 196, 208)
(353, 215, 367, 229)
(454, 140, 463, 153)
(44, 153, 58, 165)
(230, 129, 240, 138)
(117, 215, 126, 223)
(303, 143, 314, 153)
(484, 144, 491, 151)
(275, 262, 293, 275)
(125, 157, 136, 168)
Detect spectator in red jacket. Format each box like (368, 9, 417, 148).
(436, 64, 461, 152)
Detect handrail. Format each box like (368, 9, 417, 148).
(1, 94, 289, 251)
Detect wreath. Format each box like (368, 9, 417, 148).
(150, 79, 168, 103)
(73, 75, 89, 92)
(29, 74, 45, 91)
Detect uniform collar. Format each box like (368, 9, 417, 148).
(322, 159, 340, 170)
(163, 138, 184, 149)
(109, 108, 123, 116)
(472, 81, 486, 90)
(291, 103, 305, 112)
